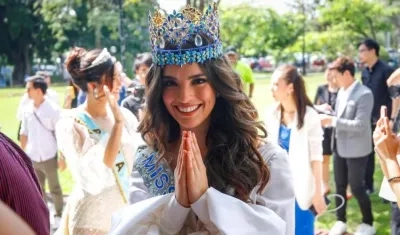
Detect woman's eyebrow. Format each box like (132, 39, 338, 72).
(162, 75, 177, 80)
(162, 74, 206, 80)
(188, 73, 206, 79)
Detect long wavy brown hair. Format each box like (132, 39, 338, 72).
(138, 34, 270, 202)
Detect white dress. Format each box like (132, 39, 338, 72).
(54, 105, 143, 235)
(110, 142, 295, 235)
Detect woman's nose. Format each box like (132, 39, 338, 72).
(177, 85, 194, 102)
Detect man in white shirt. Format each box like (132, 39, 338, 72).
(16, 72, 59, 141)
(19, 75, 63, 228)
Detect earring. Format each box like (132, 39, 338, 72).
(94, 88, 99, 99)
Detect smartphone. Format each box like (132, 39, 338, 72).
(309, 195, 331, 216)
(66, 86, 76, 99)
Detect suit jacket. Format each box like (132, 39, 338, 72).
(264, 104, 323, 210)
(333, 82, 374, 158)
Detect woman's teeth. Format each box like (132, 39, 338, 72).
(178, 105, 200, 113)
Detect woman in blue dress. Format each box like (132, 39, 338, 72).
(265, 65, 327, 235)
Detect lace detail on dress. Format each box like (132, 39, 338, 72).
(55, 107, 141, 234)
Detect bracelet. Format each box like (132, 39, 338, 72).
(388, 176, 400, 183)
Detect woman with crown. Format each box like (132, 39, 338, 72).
(54, 48, 143, 234)
(111, 4, 295, 235)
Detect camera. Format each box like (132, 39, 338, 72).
(133, 85, 145, 102)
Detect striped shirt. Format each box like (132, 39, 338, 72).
(0, 132, 50, 235)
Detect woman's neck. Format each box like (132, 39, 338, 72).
(85, 97, 108, 118)
(280, 99, 296, 113)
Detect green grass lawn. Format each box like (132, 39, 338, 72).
(0, 73, 391, 234)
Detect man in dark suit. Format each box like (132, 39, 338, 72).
(359, 38, 396, 194)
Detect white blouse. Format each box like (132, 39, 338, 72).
(264, 103, 324, 210)
(110, 142, 295, 235)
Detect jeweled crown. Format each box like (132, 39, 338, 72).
(148, 3, 223, 66)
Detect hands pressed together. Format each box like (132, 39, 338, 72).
(175, 131, 209, 208)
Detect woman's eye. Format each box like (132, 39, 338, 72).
(162, 80, 177, 87)
(192, 78, 207, 85)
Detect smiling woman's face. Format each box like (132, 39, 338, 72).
(162, 63, 216, 131)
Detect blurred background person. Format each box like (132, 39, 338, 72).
(314, 68, 339, 195)
(265, 65, 326, 235)
(16, 72, 59, 141)
(225, 46, 255, 98)
(19, 75, 63, 229)
(37, 71, 59, 104)
(121, 52, 152, 121)
(359, 38, 397, 194)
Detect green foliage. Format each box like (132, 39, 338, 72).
(220, 4, 303, 62)
(319, 0, 399, 40)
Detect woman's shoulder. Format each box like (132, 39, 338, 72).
(305, 105, 319, 117)
(264, 103, 280, 117)
(258, 141, 287, 165)
(57, 108, 79, 129)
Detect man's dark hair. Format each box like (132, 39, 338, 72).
(358, 38, 380, 57)
(133, 53, 152, 71)
(25, 75, 48, 94)
(330, 56, 356, 77)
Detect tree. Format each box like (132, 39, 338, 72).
(220, 5, 302, 64)
(319, 0, 398, 40)
(0, 0, 56, 84)
(39, 0, 155, 76)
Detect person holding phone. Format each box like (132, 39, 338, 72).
(314, 68, 338, 195)
(374, 106, 400, 235)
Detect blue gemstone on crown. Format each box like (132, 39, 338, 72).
(149, 3, 223, 66)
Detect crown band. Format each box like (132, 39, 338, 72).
(149, 3, 222, 66)
(152, 41, 223, 66)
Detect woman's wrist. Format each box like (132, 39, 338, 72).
(385, 158, 400, 179)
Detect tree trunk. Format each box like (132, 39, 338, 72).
(199, 0, 204, 12)
(12, 58, 26, 86)
(11, 46, 30, 85)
